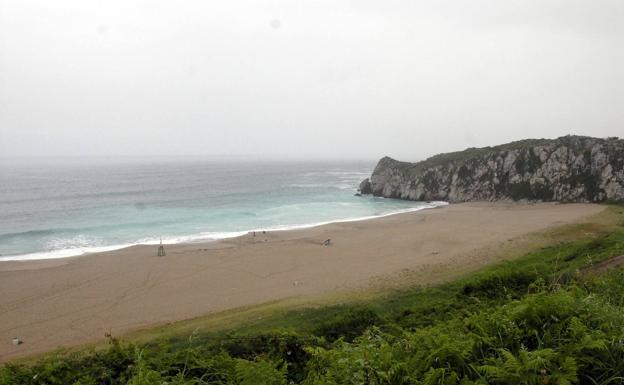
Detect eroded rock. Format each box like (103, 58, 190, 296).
(361, 135, 624, 203)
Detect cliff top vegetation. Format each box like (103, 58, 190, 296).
(379, 135, 622, 178)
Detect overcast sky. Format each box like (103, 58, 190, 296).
(1, 0, 622, 161)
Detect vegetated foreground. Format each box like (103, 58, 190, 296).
(3, 205, 624, 385)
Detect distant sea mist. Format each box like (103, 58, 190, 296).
(0, 159, 445, 261)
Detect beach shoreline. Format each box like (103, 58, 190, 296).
(0, 201, 447, 263)
(0, 202, 605, 362)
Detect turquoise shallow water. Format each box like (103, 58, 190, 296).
(0, 159, 445, 261)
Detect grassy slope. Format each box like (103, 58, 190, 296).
(2, 204, 624, 384)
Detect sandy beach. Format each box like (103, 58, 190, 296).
(0, 202, 604, 362)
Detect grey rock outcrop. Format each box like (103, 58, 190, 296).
(362, 136, 624, 203)
(359, 178, 372, 194)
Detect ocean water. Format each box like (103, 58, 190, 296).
(0, 159, 445, 261)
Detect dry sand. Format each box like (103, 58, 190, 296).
(0, 202, 604, 361)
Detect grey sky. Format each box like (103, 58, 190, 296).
(1, 0, 622, 161)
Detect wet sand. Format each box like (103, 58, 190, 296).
(0, 202, 604, 361)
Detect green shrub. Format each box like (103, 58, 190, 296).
(234, 359, 287, 385)
(461, 268, 538, 299)
(312, 306, 383, 342)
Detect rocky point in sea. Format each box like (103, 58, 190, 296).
(360, 135, 624, 203)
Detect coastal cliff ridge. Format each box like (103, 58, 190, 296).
(360, 135, 624, 202)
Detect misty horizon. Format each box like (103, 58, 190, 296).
(0, 133, 621, 165)
(1, 1, 623, 161)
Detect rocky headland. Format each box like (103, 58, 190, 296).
(360, 135, 624, 203)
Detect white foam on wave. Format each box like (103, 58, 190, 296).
(0, 243, 138, 262)
(258, 201, 449, 232)
(139, 230, 251, 245)
(287, 183, 357, 190)
(0, 201, 448, 262)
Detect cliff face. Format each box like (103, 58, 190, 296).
(360, 136, 624, 203)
